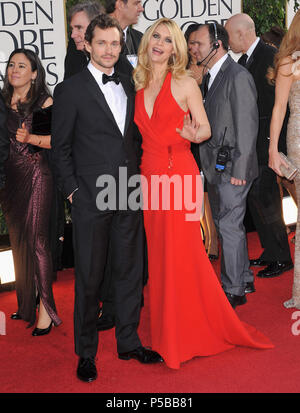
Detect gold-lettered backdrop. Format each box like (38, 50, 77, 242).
(0, 0, 67, 92)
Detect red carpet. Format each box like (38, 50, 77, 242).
(0, 231, 300, 394)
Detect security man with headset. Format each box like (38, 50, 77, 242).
(196, 23, 259, 309)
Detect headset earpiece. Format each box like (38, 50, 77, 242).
(211, 22, 220, 50)
(196, 22, 220, 66)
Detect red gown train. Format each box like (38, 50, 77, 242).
(134, 72, 273, 369)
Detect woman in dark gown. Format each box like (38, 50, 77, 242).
(1, 49, 61, 334)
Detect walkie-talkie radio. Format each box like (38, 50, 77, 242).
(215, 127, 231, 172)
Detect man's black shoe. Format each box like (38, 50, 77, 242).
(225, 292, 247, 309)
(96, 314, 115, 331)
(244, 282, 256, 294)
(118, 346, 164, 364)
(249, 258, 270, 267)
(257, 260, 294, 278)
(77, 357, 97, 383)
(11, 312, 22, 320)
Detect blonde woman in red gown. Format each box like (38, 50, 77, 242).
(133, 18, 274, 369)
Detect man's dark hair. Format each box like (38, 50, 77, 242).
(184, 23, 201, 43)
(85, 13, 124, 46)
(104, 0, 128, 14)
(207, 22, 229, 52)
(69, 1, 104, 22)
(261, 26, 285, 49)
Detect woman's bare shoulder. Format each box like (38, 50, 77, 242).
(173, 73, 199, 91)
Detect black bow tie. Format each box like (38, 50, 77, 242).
(102, 72, 120, 85)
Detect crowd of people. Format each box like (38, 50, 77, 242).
(0, 0, 300, 383)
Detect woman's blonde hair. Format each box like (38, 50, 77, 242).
(133, 18, 188, 90)
(268, 10, 300, 83)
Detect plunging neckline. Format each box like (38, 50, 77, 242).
(143, 72, 170, 120)
(142, 72, 189, 121)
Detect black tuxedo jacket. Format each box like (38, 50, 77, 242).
(0, 91, 9, 188)
(51, 67, 140, 201)
(245, 39, 288, 165)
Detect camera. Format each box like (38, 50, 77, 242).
(215, 146, 231, 172)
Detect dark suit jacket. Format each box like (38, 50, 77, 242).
(123, 27, 143, 55)
(51, 67, 140, 202)
(200, 55, 259, 185)
(0, 91, 9, 188)
(245, 39, 288, 165)
(64, 38, 88, 80)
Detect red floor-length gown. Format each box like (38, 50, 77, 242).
(134, 71, 273, 369)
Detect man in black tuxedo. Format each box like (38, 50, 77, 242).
(51, 14, 162, 383)
(0, 91, 9, 189)
(105, 0, 143, 67)
(63, 1, 139, 333)
(99, 0, 145, 330)
(225, 14, 293, 279)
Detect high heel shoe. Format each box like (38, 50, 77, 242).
(32, 322, 53, 336)
(11, 312, 22, 320)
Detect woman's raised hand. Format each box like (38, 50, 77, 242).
(176, 115, 201, 143)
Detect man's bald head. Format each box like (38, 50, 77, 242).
(225, 13, 257, 54)
(227, 13, 255, 32)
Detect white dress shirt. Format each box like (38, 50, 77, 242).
(88, 61, 127, 136)
(123, 26, 128, 43)
(207, 53, 229, 90)
(244, 37, 260, 63)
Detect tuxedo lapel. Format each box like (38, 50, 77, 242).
(122, 26, 138, 55)
(83, 68, 116, 124)
(119, 72, 134, 137)
(82, 68, 122, 133)
(81, 67, 133, 138)
(246, 39, 263, 69)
